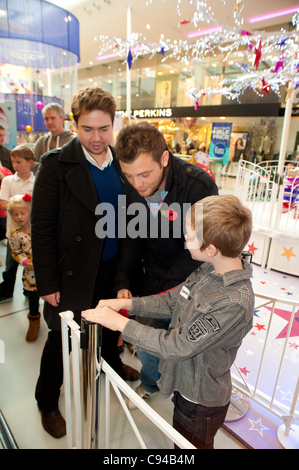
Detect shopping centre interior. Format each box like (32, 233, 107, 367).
(0, 0, 299, 450)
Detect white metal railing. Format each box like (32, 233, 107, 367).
(60, 289, 299, 450)
(232, 291, 299, 446)
(60, 311, 195, 450)
(235, 160, 299, 238)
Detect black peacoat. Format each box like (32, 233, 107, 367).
(31, 137, 126, 331)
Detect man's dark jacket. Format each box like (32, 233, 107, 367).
(0, 146, 13, 172)
(114, 152, 218, 297)
(31, 138, 129, 331)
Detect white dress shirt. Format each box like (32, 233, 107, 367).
(82, 145, 113, 170)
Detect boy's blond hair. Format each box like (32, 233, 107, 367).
(11, 145, 34, 162)
(187, 195, 252, 258)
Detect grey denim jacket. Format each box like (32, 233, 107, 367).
(123, 260, 254, 407)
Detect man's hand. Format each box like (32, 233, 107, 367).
(82, 306, 129, 332)
(41, 292, 60, 307)
(117, 289, 132, 299)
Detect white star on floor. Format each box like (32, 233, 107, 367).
(248, 418, 270, 437)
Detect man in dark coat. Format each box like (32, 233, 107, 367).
(113, 122, 218, 408)
(0, 125, 13, 173)
(31, 87, 139, 439)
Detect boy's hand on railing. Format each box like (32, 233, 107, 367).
(96, 298, 132, 312)
(81, 306, 130, 332)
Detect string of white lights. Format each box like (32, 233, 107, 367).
(94, 0, 299, 102)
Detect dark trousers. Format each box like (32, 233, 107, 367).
(35, 255, 122, 412)
(172, 392, 230, 449)
(0, 244, 18, 296)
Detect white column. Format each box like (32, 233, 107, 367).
(126, 6, 132, 125)
(278, 82, 293, 176)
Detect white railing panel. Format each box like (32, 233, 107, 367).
(59, 312, 195, 450)
(231, 292, 299, 424)
(235, 160, 299, 238)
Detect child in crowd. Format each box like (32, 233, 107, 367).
(8, 194, 40, 342)
(0, 166, 12, 246)
(0, 145, 35, 302)
(82, 195, 254, 449)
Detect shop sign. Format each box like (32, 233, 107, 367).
(209, 122, 232, 165)
(117, 108, 173, 119)
(133, 108, 173, 119)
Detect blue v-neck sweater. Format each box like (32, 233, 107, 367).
(88, 161, 124, 261)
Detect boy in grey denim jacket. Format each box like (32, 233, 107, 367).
(82, 195, 254, 449)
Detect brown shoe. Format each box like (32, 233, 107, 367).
(26, 313, 41, 342)
(116, 363, 140, 381)
(40, 409, 66, 439)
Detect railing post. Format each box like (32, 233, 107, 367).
(80, 318, 102, 449)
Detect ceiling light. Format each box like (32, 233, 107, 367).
(249, 7, 299, 24)
(146, 24, 150, 30)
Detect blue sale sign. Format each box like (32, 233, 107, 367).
(209, 123, 232, 165)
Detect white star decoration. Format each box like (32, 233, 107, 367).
(279, 390, 294, 403)
(248, 418, 270, 437)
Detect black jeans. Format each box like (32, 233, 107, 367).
(35, 255, 122, 412)
(172, 392, 230, 449)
